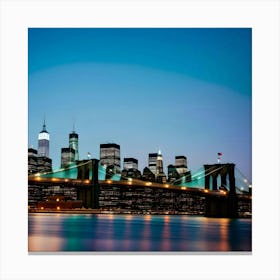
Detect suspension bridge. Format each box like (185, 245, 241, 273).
(28, 159, 252, 218)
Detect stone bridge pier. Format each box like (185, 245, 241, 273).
(77, 159, 99, 209)
(204, 163, 238, 218)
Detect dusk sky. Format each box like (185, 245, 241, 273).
(28, 28, 252, 181)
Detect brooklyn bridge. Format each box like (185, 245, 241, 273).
(28, 159, 252, 218)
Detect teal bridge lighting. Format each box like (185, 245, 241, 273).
(29, 160, 252, 194)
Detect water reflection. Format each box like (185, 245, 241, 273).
(28, 214, 251, 252)
(140, 215, 152, 250)
(219, 218, 230, 251)
(28, 235, 64, 252)
(161, 216, 171, 251)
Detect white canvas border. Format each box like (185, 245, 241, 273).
(0, 0, 279, 280)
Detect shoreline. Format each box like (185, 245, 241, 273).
(28, 209, 252, 218)
(28, 209, 197, 215)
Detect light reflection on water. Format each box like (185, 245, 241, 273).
(28, 213, 251, 252)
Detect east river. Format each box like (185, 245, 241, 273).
(28, 213, 251, 252)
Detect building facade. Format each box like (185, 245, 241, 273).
(168, 156, 191, 183)
(123, 158, 138, 170)
(28, 148, 38, 175)
(61, 147, 75, 168)
(175, 156, 189, 175)
(155, 150, 167, 183)
(37, 156, 52, 173)
(148, 153, 158, 175)
(142, 167, 156, 181)
(167, 164, 180, 183)
(100, 143, 121, 174)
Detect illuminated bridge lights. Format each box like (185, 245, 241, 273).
(181, 187, 187, 190)
(165, 184, 169, 188)
(145, 182, 152, 186)
(204, 189, 209, 193)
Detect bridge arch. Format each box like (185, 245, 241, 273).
(204, 163, 236, 195)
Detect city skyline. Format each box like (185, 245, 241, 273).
(28, 122, 191, 175)
(28, 28, 252, 180)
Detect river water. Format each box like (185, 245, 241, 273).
(28, 213, 251, 252)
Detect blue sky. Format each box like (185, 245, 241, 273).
(28, 28, 252, 180)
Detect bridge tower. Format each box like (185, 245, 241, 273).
(77, 159, 99, 209)
(203, 163, 238, 218)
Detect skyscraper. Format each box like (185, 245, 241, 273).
(148, 153, 158, 175)
(175, 156, 188, 175)
(38, 118, 49, 157)
(156, 150, 164, 176)
(69, 129, 79, 161)
(100, 143, 121, 174)
(36, 117, 52, 172)
(155, 149, 167, 183)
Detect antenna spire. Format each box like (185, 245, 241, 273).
(72, 117, 75, 132)
(42, 113, 46, 131)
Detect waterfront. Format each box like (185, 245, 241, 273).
(28, 213, 251, 252)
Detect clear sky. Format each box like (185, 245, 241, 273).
(28, 28, 252, 181)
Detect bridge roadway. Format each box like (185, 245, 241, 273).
(28, 175, 251, 200)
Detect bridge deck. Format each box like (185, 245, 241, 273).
(28, 176, 251, 200)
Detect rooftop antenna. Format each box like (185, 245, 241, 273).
(42, 113, 46, 131)
(72, 117, 75, 132)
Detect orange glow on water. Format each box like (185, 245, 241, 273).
(144, 215, 151, 222)
(125, 215, 132, 221)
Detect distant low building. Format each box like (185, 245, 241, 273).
(121, 168, 142, 180)
(38, 195, 82, 210)
(37, 156, 52, 173)
(123, 157, 138, 170)
(142, 167, 156, 182)
(168, 156, 191, 183)
(167, 164, 180, 183)
(28, 148, 38, 175)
